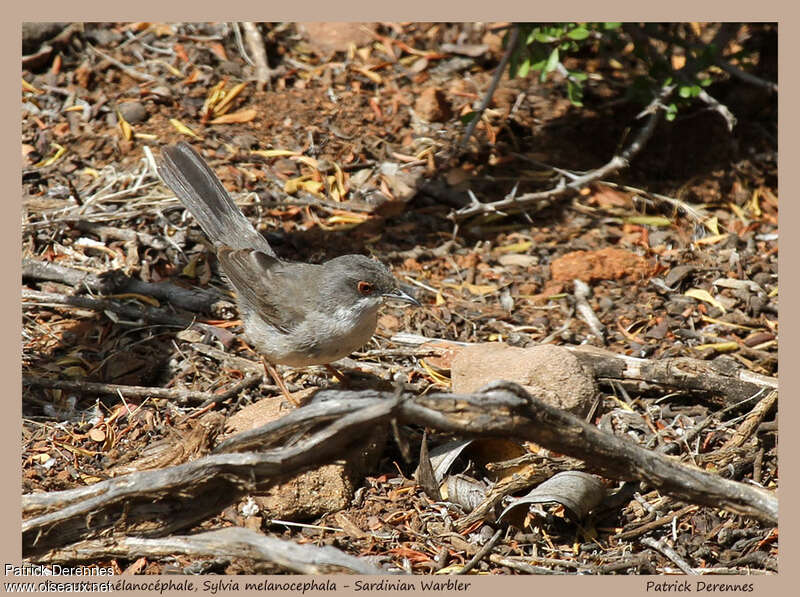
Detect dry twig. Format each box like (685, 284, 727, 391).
(451, 85, 675, 220)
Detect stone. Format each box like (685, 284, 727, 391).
(451, 343, 596, 417)
(220, 394, 386, 520)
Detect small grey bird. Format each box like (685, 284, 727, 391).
(158, 142, 419, 403)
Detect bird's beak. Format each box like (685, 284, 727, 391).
(383, 285, 421, 306)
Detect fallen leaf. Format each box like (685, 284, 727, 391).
(210, 108, 257, 124)
(169, 118, 200, 138)
(685, 288, 726, 313)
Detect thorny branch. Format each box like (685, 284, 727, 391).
(450, 85, 676, 220)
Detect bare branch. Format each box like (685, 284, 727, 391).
(23, 373, 262, 406)
(34, 527, 388, 574)
(459, 25, 520, 150)
(451, 85, 675, 220)
(715, 59, 777, 93)
(22, 259, 234, 316)
(565, 345, 777, 404)
(23, 383, 777, 558)
(241, 22, 273, 91)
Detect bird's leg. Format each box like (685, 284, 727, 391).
(262, 357, 300, 407)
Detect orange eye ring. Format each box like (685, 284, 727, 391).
(357, 281, 374, 295)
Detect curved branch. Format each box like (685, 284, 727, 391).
(23, 383, 777, 558)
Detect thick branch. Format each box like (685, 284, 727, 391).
(565, 345, 777, 403)
(22, 258, 234, 316)
(34, 527, 387, 574)
(23, 385, 776, 558)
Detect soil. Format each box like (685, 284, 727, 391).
(21, 22, 777, 575)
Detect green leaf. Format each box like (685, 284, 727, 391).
(534, 31, 557, 43)
(539, 47, 560, 82)
(665, 103, 678, 121)
(531, 59, 548, 72)
(460, 112, 479, 124)
(679, 85, 702, 99)
(545, 48, 560, 73)
(517, 57, 532, 78)
(604, 22, 622, 29)
(567, 80, 584, 106)
(567, 26, 590, 40)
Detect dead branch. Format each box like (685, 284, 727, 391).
(241, 22, 273, 90)
(640, 537, 696, 574)
(23, 288, 195, 328)
(33, 527, 388, 574)
(697, 390, 778, 469)
(73, 221, 169, 250)
(23, 384, 777, 558)
(23, 373, 262, 406)
(459, 24, 520, 150)
(87, 44, 156, 83)
(23, 396, 393, 556)
(22, 259, 235, 317)
(457, 528, 504, 574)
(451, 85, 675, 220)
(715, 59, 777, 93)
(565, 345, 777, 403)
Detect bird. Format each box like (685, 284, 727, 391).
(158, 142, 420, 404)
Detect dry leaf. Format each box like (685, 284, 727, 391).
(169, 118, 200, 138)
(210, 108, 257, 124)
(89, 428, 106, 443)
(685, 288, 726, 313)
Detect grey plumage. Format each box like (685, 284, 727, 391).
(159, 142, 275, 255)
(158, 142, 419, 370)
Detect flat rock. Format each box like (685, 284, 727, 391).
(298, 22, 375, 56)
(451, 343, 596, 417)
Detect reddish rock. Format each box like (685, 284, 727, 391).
(551, 247, 654, 283)
(415, 87, 453, 123)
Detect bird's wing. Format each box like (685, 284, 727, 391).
(216, 247, 315, 333)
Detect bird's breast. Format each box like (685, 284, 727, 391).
(245, 303, 379, 367)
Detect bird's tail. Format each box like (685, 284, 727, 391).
(158, 142, 275, 255)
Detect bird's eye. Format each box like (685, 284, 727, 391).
(357, 281, 374, 295)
